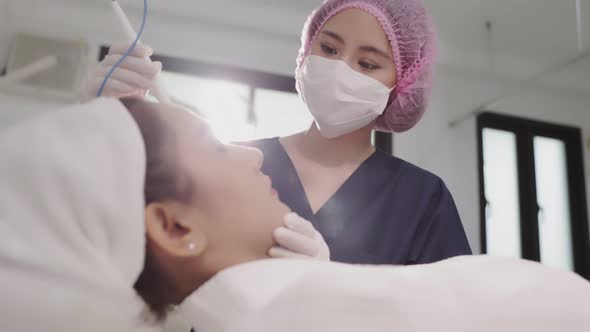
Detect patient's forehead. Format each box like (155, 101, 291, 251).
(161, 104, 207, 131)
(159, 104, 216, 153)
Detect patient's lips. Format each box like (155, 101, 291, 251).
(264, 175, 279, 197)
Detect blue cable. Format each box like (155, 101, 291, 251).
(97, 0, 148, 97)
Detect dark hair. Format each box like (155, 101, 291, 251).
(120, 97, 192, 320)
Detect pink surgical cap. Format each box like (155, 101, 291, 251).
(296, 0, 437, 133)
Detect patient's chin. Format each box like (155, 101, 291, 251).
(276, 199, 292, 217)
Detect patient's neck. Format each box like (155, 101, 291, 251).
(169, 271, 210, 304)
(134, 249, 212, 319)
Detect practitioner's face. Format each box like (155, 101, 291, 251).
(309, 8, 397, 88)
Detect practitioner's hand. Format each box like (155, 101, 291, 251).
(82, 43, 162, 100)
(269, 213, 330, 261)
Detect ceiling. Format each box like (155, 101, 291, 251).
(248, 0, 590, 90)
(249, 0, 590, 55)
(137, 0, 590, 77)
(3, 0, 590, 87)
(14, 0, 589, 60)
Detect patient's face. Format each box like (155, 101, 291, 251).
(156, 104, 290, 273)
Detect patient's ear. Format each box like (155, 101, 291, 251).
(144, 203, 207, 258)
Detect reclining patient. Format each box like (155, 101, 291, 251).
(0, 96, 291, 331)
(0, 98, 589, 332)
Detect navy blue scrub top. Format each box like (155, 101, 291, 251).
(248, 137, 472, 265)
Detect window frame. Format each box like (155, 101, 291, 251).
(477, 112, 590, 279)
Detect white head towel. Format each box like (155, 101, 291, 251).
(0, 98, 157, 331)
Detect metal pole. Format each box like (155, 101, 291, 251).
(577, 0, 584, 52)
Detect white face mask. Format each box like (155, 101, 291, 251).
(296, 55, 393, 139)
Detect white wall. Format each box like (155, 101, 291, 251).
(396, 68, 590, 253)
(1, 0, 589, 253)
